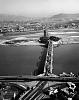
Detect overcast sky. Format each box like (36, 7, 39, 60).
(0, 0, 79, 17)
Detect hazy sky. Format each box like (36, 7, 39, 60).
(0, 0, 79, 17)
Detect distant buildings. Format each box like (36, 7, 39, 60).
(0, 20, 79, 34)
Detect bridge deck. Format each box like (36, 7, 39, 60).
(44, 40, 54, 75)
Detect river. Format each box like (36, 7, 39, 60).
(54, 43, 79, 75)
(0, 43, 79, 76)
(0, 45, 47, 76)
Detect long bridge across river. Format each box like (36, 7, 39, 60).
(44, 40, 54, 75)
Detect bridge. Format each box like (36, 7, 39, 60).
(44, 40, 54, 75)
(0, 30, 79, 99)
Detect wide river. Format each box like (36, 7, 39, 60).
(0, 45, 47, 76)
(0, 43, 79, 76)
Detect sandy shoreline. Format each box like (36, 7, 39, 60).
(0, 31, 79, 46)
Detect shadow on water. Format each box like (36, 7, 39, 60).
(33, 45, 47, 75)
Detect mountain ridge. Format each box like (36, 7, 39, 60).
(0, 13, 79, 22)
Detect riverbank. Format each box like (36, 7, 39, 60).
(0, 31, 79, 46)
(0, 32, 44, 46)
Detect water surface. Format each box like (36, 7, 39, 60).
(0, 43, 79, 76)
(0, 45, 46, 76)
(54, 43, 79, 74)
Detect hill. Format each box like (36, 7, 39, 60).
(0, 14, 32, 22)
(0, 13, 79, 23)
